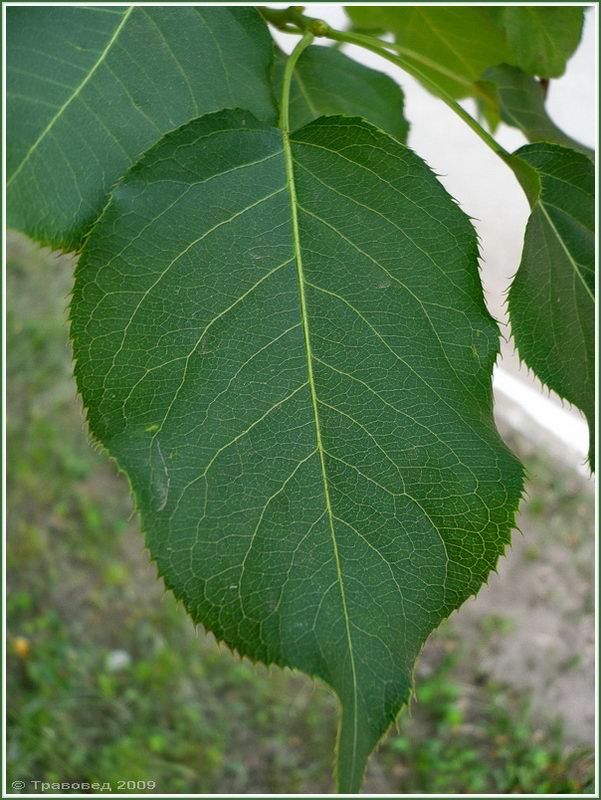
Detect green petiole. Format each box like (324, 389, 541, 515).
(279, 30, 315, 132)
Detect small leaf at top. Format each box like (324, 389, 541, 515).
(71, 109, 523, 791)
(508, 143, 595, 468)
(6, 6, 276, 251)
(498, 7, 585, 79)
(273, 45, 409, 142)
(345, 6, 510, 101)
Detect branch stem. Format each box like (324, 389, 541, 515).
(327, 29, 510, 159)
(265, 7, 539, 204)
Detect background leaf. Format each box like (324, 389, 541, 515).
(344, 6, 586, 134)
(274, 45, 409, 142)
(345, 6, 509, 101)
(6, 6, 276, 251)
(498, 7, 584, 79)
(482, 65, 593, 158)
(508, 144, 595, 467)
(71, 109, 523, 791)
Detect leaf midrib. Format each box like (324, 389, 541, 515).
(526, 8, 562, 60)
(539, 201, 594, 302)
(280, 125, 360, 783)
(8, 5, 134, 186)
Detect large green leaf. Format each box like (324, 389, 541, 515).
(497, 7, 584, 78)
(274, 45, 409, 142)
(482, 64, 593, 158)
(345, 6, 510, 100)
(71, 109, 523, 791)
(508, 144, 595, 467)
(6, 6, 276, 251)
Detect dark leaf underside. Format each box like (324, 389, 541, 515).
(6, 5, 276, 250)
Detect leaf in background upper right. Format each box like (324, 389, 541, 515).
(497, 7, 585, 79)
(481, 64, 593, 158)
(345, 6, 509, 101)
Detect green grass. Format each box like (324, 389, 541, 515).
(380, 645, 593, 794)
(7, 234, 594, 794)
